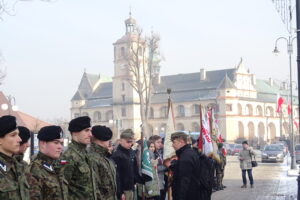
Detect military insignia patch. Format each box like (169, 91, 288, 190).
(42, 162, 54, 172)
(60, 160, 68, 165)
(0, 160, 6, 172)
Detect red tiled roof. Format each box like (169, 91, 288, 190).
(0, 91, 50, 132)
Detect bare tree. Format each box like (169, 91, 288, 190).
(0, 0, 54, 19)
(126, 27, 161, 137)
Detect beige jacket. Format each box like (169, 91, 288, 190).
(238, 148, 255, 170)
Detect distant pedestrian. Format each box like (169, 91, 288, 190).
(239, 141, 255, 188)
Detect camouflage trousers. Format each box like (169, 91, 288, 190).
(216, 169, 224, 187)
(124, 190, 134, 200)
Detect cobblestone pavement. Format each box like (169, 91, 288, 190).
(212, 155, 298, 200)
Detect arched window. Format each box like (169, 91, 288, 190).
(245, 104, 253, 116)
(238, 121, 244, 138)
(160, 106, 168, 118)
(93, 111, 101, 122)
(237, 104, 242, 115)
(266, 106, 274, 117)
(177, 105, 185, 117)
(256, 105, 263, 116)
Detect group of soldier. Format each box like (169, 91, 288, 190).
(0, 115, 120, 200)
(0, 114, 228, 200)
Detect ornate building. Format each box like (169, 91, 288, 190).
(70, 16, 298, 146)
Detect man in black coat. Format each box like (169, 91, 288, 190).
(111, 129, 136, 200)
(170, 132, 201, 200)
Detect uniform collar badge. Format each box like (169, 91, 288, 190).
(0, 161, 7, 172)
(42, 162, 54, 172)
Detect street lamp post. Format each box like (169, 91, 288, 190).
(273, 36, 297, 169)
(1, 95, 18, 115)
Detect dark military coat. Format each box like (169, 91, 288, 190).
(26, 152, 68, 200)
(14, 154, 29, 168)
(0, 152, 29, 200)
(89, 143, 117, 200)
(60, 140, 97, 200)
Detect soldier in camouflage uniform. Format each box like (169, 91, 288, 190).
(26, 125, 68, 200)
(89, 125, 117, 200)
(0, 115, 29, 200)
(60, 116, 97, 200)
(216, 143, 227, 190)
(14, 126, 31, 167)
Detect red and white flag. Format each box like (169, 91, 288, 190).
(294, 120, 299, 129)
(287, 102, 292, 115)
(276, 95, 284, 113)
(199, 108, 213, 156)
(163, 98, 176, 161)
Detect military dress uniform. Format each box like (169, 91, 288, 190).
(0, 115, 29, 200)
(27, 152, 68, 200)
(61, 140, 97, 200)
(89, 143, 117, 200)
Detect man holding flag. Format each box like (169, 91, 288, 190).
(170, 131, 201, 200)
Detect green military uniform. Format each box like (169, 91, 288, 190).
(26, 152, 68, 200)
(89, 143, 117, 200)
(14, 153, 29, 168)
(0, 152, 29, 200)
(216, 149, 226, 189)
(60, 140, 97, 200)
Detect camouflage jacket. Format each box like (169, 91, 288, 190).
(0, 152, 30, 200)
(88, 143, 117, 200)
(60, 140, 97, 200)
(26, 152, 68, 200)
(216, 150, 227, 170)
(14, 154, 29, 169)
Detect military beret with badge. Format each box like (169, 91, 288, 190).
(38, 125, 63, 141)
(68, 116, 91, 133)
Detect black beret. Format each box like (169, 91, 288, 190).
(38, 126, 63, 141)
(18, 126, 30, 145)
(92, 125, 112, 141)
(242, 141, 248, 145)
(0, 115, 17, 137)
(68, 116, 91, 133)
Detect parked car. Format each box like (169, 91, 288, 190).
(261, 144, 284, 163)
(224, 143, 235, 155)
(295, 144, 300, 163)
(231, 144, 243, 156)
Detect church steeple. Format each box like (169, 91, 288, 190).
(124, 11, 136, 34)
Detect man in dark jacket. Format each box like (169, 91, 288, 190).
(111, 129, 136, 200)
(170, 132, 201, 200)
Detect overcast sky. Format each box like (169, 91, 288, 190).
(0, 0, 297, 121)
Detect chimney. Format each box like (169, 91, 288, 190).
(252, 75, 256, 85)
(269, 78, 273, 86)
(200, 68, 206, 81)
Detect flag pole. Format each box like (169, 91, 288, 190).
(198, 104, 203, 152)
(140, 124, 145, 200)
(166, 88, 172, 200)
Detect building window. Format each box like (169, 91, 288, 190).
(226, 104, 232, 112)
(122, 82, 125, 91)
(177, 105, 185, 117)
(121, 108, 126, 117)
(122, 95, 125, 103)
(82, 112, 89, 117)
(160, 106, 168, 118)
(121, 47, 125, 58)
(106, 110, 113, 121)
(93, 111, 101, 122)
(74, 113, 80, 118)
(193, 104, 200, 114)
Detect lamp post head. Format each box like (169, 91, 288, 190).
(167, 88, 171, 95)
(273, 46, 280, 56)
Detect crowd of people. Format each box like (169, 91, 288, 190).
(0, 114, 230, 200)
